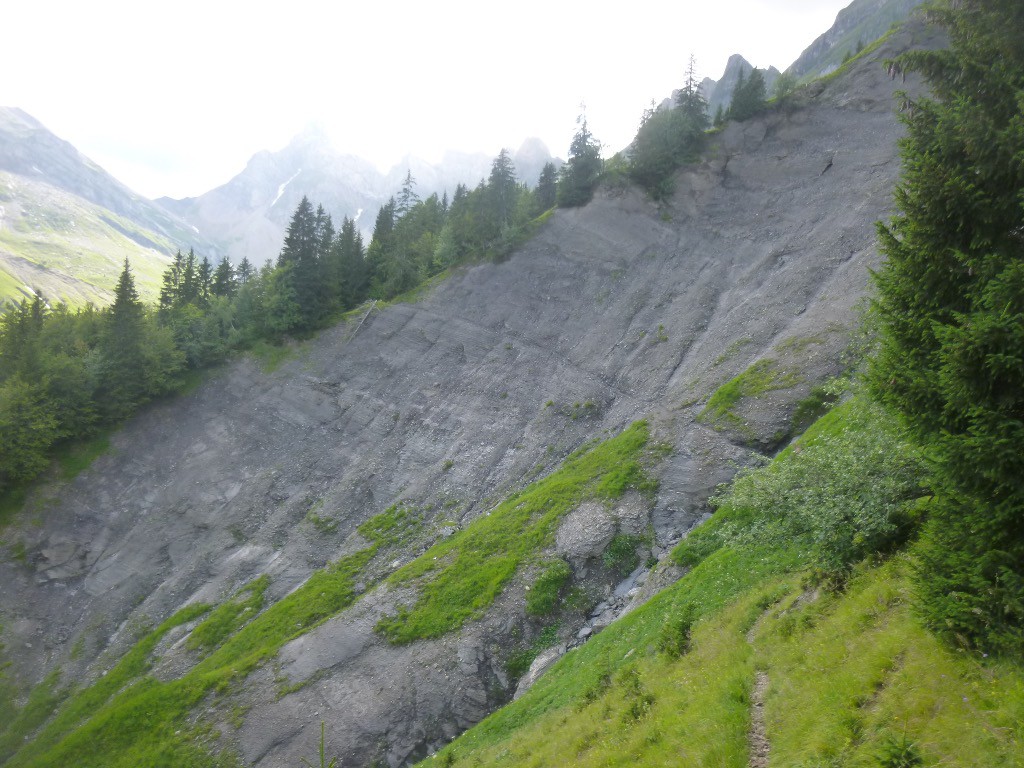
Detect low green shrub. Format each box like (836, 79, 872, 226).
(603, 533, 646, 576)
(526, 560, 572, 616)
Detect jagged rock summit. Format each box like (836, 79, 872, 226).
(700, 54, 782, 116)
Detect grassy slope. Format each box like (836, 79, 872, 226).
(420, 401, 1024, 768)
(378, 421, 654, 643)
(0, 171, 173, 307)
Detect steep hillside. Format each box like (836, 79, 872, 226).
(0, 107, 210, 306)
(428, 399, 1023, 767)
(0, 20, 939, 768)
(787, 0, 926, 80)
(160, 132, 557, 267)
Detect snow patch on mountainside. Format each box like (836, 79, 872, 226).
(271, 169, 302, 208)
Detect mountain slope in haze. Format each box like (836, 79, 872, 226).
(787, 0, 926, 80)
(0, 107, 211, 306)
(699, 55, 782, 117)
(160, 131, 558, 267)
(0, 18, 944, 767)
(695, 0, 923, 119)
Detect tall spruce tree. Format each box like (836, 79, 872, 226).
(236, 256, 254, 286)
(366, 197, 396, 294)
(676, 54, 710, 130)
(870, 0, 1024, 655)
(535, 161, 558, 212)
(557, 112, 603, 207)
(395, 171, 420, 218)
(99, 258, 147, 419)
(278, 196, 324, 328)
(211, 257, 237, 298)
(728, 66, 766, 122)
(487, 149, 518, 228)
(159, 250, 185, 311)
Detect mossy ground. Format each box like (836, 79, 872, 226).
(698, 358, 802, 430)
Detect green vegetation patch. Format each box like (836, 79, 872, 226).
(680, 396, 923, 579)
(0, 667, 65, 764)
(186, 577, 269, 654)
(423, 398, 1023, 768)
(506, 624, 562, 680)
(602, 533, 647, 576)
(0, 266, 26, 304)
(6, 546, 375, 768)
(2, 603, 210, 766)
(377, 421, 654, 644)
(760, 555, 1024, 767)
(55, 430, 112, 480)
(525, 560, 572, 617)
(358, 503, 425, 549)
(424, 541, 799, 766)
(247, 338, 298, 373)
(698, 358, 802, 428)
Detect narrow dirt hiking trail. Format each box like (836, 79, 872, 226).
(746, 608, 771, 768)
(749, 670, 771, 768)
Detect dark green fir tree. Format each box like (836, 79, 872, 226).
(870, 0, 1024, 656)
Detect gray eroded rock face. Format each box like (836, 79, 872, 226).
(0, 23, 934, 767)
(556, 502, 616, 563)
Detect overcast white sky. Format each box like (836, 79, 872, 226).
(1, 0, 853, 200)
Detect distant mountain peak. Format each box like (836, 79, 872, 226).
(163, 129, 557, 266)
(0, 106, 47, 135)
(290, 122, 332, 148)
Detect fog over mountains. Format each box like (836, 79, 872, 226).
(158, 130, 559, 268)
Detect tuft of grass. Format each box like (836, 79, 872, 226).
(526, 560, 572, 617)
(248, 339, 295, 373)
(186, 577, 268, 654)
(358, 503, 424, 549)
(506, 624, 562, 681)
(698, 358, 802, 428)
(713, 336, 753, 366)
(305, 511, 339, 535)
(54, 431, 112, 480)
(376, 422, 654, 644)
(602, 533, 647, 576)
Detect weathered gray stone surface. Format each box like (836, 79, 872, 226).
(0, 23, 934, 767)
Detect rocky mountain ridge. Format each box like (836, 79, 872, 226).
(694, 0, 923, 118)
(787, 0, 926, 80)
